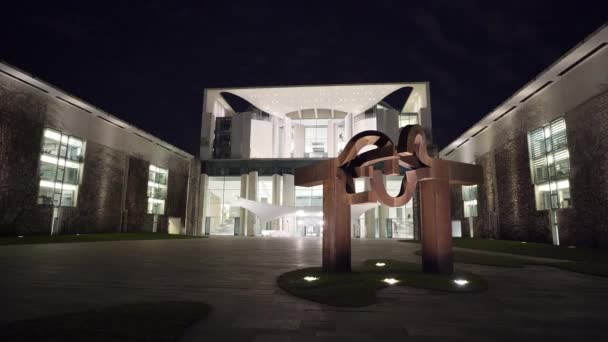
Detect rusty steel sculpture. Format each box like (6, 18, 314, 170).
(295, 125, 482, 274)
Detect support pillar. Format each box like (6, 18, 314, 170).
(282, 174, 295, 236)
(272, 174, 281, 230)
(239, 174, 249, 236)
(364, 179, 376, 238)
(378, 205, 388, 238)
(199, 174, 209, 236)
(246, 171, 258, 236)
(378, 177, 388, 238)
(419, 178, 453, 274)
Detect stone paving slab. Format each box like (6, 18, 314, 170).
(0, 237, 607, 341)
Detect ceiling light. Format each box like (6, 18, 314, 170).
(375, 262, 386, 267)
(382, 278, 399, 285)
(303, 276, 318, 282)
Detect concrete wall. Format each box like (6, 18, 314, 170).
(0, 63, 192, 236)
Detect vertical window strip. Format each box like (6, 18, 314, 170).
(527, 117, 572, 210)
(147, 164, 168, 214)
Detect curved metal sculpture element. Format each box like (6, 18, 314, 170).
(295, 125, 483, 274)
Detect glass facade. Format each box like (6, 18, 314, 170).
(257, 176, 273, 203)
(462, 185, 478, 218)
(385, 176, 414, 239)
(295, 185, 322, 206)
(207, 176, 241, 235)
(527, 118, 572, 210)
(147, 164, 168, 214)
(37, 128, 85, 207)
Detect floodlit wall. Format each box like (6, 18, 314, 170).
(0, 63, 193, 235)
(448, 44, 608, 247)
(250, 119, 273, 158)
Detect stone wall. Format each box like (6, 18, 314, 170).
(0, 72, 49, 235)
(61, 141, 126, 234)
(565, 90, 608, 247)
(473, 152, 499, 239)
(0, 69, 191, 236)
(166, 170, 188, 221)
(125, 157, 150, 232)
(494, 136, 551, 243)
(450, 89, 608, 247)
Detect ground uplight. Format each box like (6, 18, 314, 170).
(382, 278, 399, 285)
(453, 278, 469, 286)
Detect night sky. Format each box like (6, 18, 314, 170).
(2, 1, 607, 155)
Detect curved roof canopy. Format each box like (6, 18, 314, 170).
(205, 83, 428, 118)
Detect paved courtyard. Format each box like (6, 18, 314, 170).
(1, 237, 607, 341)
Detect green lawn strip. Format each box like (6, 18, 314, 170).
(546, 261, 608, 277)
(277, 259, 486, 307)
(409, 249, 608, 277)
(400, 238, 608, 263)
(0, 301, 210, 341)
(0, 233, 204, 246)
(414, 250, 528, 268)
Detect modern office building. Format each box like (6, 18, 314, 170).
(443, 24, 608, 247)
(4, 22, 607, 246)
(189, 83, 433, 238)
(0, 62, 195, 236)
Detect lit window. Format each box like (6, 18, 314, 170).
(462, 185, 478, 217)
(399, 113, 419, 127)
(147, 164, 168, 214)
(527, 118, 571, 210)
(37, 128, 84, 207)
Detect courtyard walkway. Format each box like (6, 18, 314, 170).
(1, 237, 607, 341)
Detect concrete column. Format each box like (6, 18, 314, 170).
(199, 174, 209, 236)
(327, 122, 336, 157)
(282, 118, 292, 158)
(272, 174, 281, 230)
(419, 107, 433, 142)
(272, 117, 280, 158)
(293, 124, 305, 158)
(282, 174, 295, 236)
(364, 178, 376, 238)
(200, 113, 215, 160)
(239, 174, 249, 236)
(412, 188, 421, 241)
(344, 113, 353, 141)
(378, 176, 388, 238)
(246, 171, 258, 236)
(378, 205, 388, 238)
